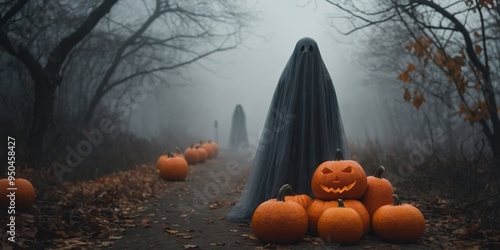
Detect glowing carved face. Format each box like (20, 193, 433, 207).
(311, 150, 367, 200)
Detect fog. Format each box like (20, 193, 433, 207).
(127, 0, 389, 148)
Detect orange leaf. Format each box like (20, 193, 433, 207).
(412, 92, 425, 110)
(407, 63, 417, 72)
(474, 45, 482, 55)
(403, 88, 411, 102)
(453, 56, 465, 67)
(397, 71, 411, 83)
(458, 103, 468, 114)
(456, 78, 468, 94)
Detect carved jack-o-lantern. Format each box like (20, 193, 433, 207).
(311, 149, 367, 200)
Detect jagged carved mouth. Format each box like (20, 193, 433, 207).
(320, 181, 357, 193)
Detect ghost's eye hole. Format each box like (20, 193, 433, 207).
(309, 45, 314, 52)
(300, 45, 305, 51)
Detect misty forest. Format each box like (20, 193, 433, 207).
(1, 0, 499, 248)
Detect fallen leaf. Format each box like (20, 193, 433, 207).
(210, 243, 226, 246)
(183, 244, 198, 249)
(99, 241, 114, 247)
(241, 234, 258, 240)
(109, 235, 123, 240)
(453, 226, 468, 235)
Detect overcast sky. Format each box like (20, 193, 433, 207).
(129, 0, 386, 147)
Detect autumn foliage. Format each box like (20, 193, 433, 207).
(397, 33, 496, 125)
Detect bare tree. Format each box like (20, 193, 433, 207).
(0, 0, 119, 162)
(80, 0, 253, 126)
(326, 0, 500, 177)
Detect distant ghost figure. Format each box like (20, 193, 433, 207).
(229, 105, 249, 149)
(228, 37, 350, 222)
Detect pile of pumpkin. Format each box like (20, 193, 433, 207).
(157, 141, 218, 181)
(252, 149, 425, 245)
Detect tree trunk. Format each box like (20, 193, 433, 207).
(491, 131, 500, 179)
(26, 74, 56, 163)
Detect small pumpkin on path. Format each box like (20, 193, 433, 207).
(157, 153, 189, 181)
(183, 144, 200, 165)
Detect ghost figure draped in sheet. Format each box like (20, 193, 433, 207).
(228, 37, 350, 222)
(229, 104, 249, 149)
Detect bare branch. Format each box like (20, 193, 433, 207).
(0, 0, 28, 28)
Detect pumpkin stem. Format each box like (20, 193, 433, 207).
(392, 194, 402, 206)
(335, 149, 344, 161)
(276, 184, 295, 202)
(337, 199, 345, 208)
(175, 146, 181, 154)
(373, 166, 386, 178)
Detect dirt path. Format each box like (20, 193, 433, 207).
(107, 149, 260, 249)
(105, 150, 485, 249)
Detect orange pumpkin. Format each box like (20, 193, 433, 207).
(195, 146, 208, 163)
(156, 154, 170, 169)
(157, 153, 189, 181)
(317, 199, 364, 244)
(252, 184, 308, 243)
(284, 194, 312, 210)
(183, 145, 200, 165)
(0, 178, 35, 209)
(307, 198, 370, 236)
(199, 141, 216, 159)
(278, 184, 313, 210)
(208, 140, 219, 157)
(311, 149, 367, 200)
(360, 166, 394, 217)
(372, 194, 426, 242)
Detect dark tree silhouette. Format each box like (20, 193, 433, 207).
(0, 0, 119, 163)
(80, 0, 253, 126)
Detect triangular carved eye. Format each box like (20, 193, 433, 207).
(342, 166, 353, 173)
(321, 167, 333, 174)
